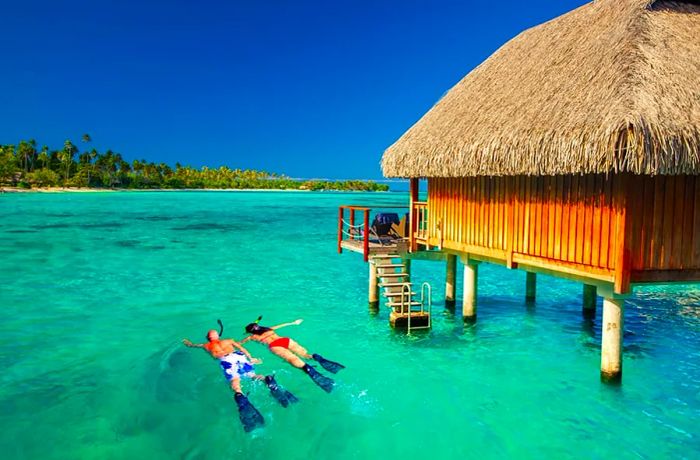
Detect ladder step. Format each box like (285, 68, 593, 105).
(386, 301, 423, 307)
(383, 291, 416, 297)
(379, 282, 411, 288)
(375, 263, 405, 269)
(371, 254, 400, 259)
(378, 273, 409, 278)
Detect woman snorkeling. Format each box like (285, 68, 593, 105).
(241, 317, 345, 393)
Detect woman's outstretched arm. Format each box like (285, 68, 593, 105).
(271, 319, 303, 330)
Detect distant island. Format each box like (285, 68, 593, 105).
(0, 136, 389, 192)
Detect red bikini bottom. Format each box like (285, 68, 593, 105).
(269, 337, 291, 349)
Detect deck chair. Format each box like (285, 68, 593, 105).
(369, 212, 401, 245)
(390, 213, 409, 239)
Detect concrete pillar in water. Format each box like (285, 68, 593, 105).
(525, 272, 536, 302)
(368, 261, 379, 311)
(462, 260, 478, 323)
(601, 296, 624, 382)
(445, 254, 457, 309)
(582, 284, 597, 319)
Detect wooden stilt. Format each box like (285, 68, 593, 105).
(601, 296, 624, 382)
(368, 260, 379, 311)
(525, 272, 536, 302)
(445, 254, 457, 309)
(462, 261, 478, 323)
(582, 284, 597, 319)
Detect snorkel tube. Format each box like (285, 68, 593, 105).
(217, 319, 224, 336)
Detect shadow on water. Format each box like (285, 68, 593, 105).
(3, 229, 38, 234)
(108, 343, 207, 441)
(525, 299, 536, 315)
(133, 215, 176, 222)
(30, 221, 124, 230)
(143, 343, 202, 403)
(115, 240, 140, 248)
(170, 222, 246, 232)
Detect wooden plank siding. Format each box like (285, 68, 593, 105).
(424, 174, 700, 293)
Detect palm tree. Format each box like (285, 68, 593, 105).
(27, 139, 37, 172)
(37, 146, 49, 169)
(59, 140, 78, 185)
(17, 140, 35, 173)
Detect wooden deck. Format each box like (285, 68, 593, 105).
(340, 238, 404, 256)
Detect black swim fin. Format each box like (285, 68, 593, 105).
(302, 364, 334, 393)
(265, 375, 299, 408)
(234, 393, 264, 433)
(312, 353, 345, 374)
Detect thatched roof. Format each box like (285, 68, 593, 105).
(382, 0, 700, 178)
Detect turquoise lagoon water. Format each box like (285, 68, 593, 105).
(1, 191, 699, 460)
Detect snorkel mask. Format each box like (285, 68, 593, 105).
(245, 315, 270, 335)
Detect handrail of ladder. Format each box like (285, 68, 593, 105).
(403, 283, 412, 332)
(421, 282, 432, 330)
(407, 282, 432, 334)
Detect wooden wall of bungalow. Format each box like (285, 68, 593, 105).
(413, 174, 700, 294)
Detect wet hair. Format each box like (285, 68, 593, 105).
(245, 323, 272, 335)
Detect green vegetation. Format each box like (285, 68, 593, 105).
(0, 137, 389, 192)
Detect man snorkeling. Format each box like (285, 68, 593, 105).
(183, 326, 298, 432)
(241, 317, 345, 393)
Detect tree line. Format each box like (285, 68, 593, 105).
(0, 135, 388, 191)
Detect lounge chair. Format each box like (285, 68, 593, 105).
(369, 212, 402, 245)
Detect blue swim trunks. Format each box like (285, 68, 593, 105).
(218, 351, 256, 381)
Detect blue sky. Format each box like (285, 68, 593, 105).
(1, 0, 586, 179)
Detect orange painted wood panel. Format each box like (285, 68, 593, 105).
(568, 175, 579, 262)
(671, 177, 685, 268)
(661, 176, 676, 268)
(694, 179, 700, 268)
(681, 176, 695, 269)
(591, 175, 603, 267)
(425, 174, 700, 288)
(583, 175, 594, 266)
(561, 175, 571, 263)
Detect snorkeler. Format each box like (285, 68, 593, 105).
(241, 317, 345, 393)
(183, 325, 298, 432)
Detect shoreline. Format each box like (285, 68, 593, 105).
(0, 186, 391, 194)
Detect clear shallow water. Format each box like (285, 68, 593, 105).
(1, 191, 699, 460)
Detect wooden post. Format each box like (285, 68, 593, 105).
(349, 208, 355, 237)
(337, 207, 343, 253)
(409, 178, 419, 252)
(445, 254, 457, 309)
(582, 284, 597, 319)
(601, 296, 624, 382)
(368, 260, 379, 311)
(525, 272, 536, 302)
(462, 260, 478, 323)
(363, 209, 370, 262)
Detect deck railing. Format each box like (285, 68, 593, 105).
(412, 201, 428, 250)
(337, 205, 410, 261)
(338, 205, 371, 261)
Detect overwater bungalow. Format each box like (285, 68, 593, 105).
(338, 0, 700, 382)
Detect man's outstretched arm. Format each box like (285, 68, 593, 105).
(231, 341, 261, 363)
(271, 319, 303, 330)
(183, 339, 204, 348)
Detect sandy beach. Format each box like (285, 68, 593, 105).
(0, 186, 334, 193)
